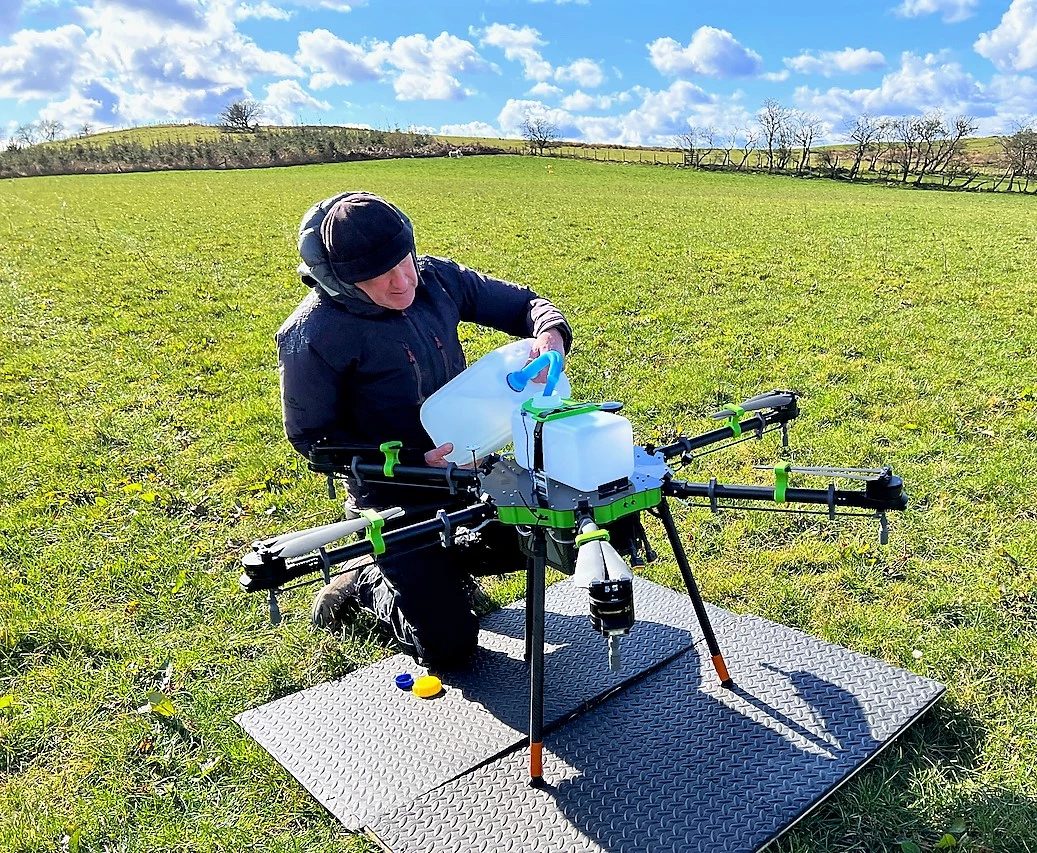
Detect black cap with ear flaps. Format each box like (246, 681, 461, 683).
(319, 192, 416, 284)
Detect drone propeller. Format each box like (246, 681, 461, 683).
(257, 507, 404, 560)
(752, 465, 890, 483)
(710, 389, 797, 420)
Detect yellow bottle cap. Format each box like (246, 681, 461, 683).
(412, 675, 443, 698)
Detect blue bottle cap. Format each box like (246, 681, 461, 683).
(395, 673, 414, 690)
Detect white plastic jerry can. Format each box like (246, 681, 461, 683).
(419, 339, 571, 465)
(512, 394, 635, 492)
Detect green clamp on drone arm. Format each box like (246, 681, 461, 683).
(575, 528, 610, 547)
(774, 462, 792, 503)
(379, 441, 402, 477)
(722, 404, 746, 437)
(360, 509, 387, 555)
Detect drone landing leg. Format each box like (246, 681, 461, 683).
(657, 498, 734, 689)
(524, 564, 534, 664)
(528, 525, 547, 786)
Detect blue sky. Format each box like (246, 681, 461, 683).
(2, 0, 1035, 145)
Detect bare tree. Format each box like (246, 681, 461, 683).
(890, 115, 922, 182)
(845, 113, 881, 181)
(722, 129, 738, 168)
(757, 99, 791, 172)
(697, 126, 717, 167)
(675, 124, 698, 166)
(13, 122, 39, 147)
(521, 115, 558, 155)
(792, 113, 822, 173)
(218, 99, 264, 133)
(79, 122, 94, 137)
(737, 129, 758, 170)
(38, 119, 64, 142)
(994, 119, 1037, 192)
(817, 147, 842, 178)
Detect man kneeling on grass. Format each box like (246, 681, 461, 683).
(276, 191, 571, 668)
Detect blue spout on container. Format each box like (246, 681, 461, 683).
(506, 350, 563, 397)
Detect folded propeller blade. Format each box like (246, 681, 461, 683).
(710, 389, 796, 420)
(259, 507, 404, 560)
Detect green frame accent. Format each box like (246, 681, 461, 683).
(722, 404, 746, 438)
(575, 528, 610, 547)
(379, 441, 402, 477)
(774, 462, 791, 503)
(520, 398, 602, 423)
(495, 486, 662, 528)
(360, 509, 386, 555)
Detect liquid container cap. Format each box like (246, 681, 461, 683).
(412, 676, 443, 698)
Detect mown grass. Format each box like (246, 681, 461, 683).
(1, 156, 1035, 852)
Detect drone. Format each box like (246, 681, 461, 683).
(240, 387, 908, 786)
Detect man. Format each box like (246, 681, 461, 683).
(276, 191, 571, 668)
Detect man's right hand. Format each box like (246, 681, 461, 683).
(424, 443, 454, 467)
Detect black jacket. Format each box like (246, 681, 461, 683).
(277, 255, 572, 502)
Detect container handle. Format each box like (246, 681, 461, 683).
(506, 350, 563, 397)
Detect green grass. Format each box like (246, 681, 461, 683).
(1, 156, 1036, 852)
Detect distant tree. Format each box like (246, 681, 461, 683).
(792, 113, 822, 173)
(79, 122, 94, 137)
(845, 113, 882, 181)
(697, 126, 717, 167)
(218, 99, 264, 133)
(757, 99, 791, 172)
(994, 119, 1037, 192)
(39, 119, 64, 142)
(737, 129, 758, 170)
(675, 124, 698, 166)
(13, 122, 39, 147)
(521, 115, 558, 155)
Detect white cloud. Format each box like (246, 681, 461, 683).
(560, 90, 612, 111)
(893, 0, 978, 22)
(496, 80, 739, 147)
(439, 120, 500, 137)
(975, 0, 1037, 72)
(555, 58, 604, 88)
(0, 25, 87, 101)
(297, 29, 386, 88)
(298, 30, 489, 101)
(235, 2, 292, 21)
(527, 81, 562, 98)
(97, 0, 208, 30)
(785, 47, 886, 77)
(793, 52, 995, 131)
(262, 78, 330, 123)
(388, 32, 489, 100)
(649, 27, 764, 79)
(477, 23, 552, 81)
(530, 0, 588, 5)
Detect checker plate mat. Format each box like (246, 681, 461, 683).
(236, 576, 730, 829)
(368, 613, 944, 853)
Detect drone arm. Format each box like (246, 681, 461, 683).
(662, 474, 908, 513)
(651, 403, 799, 461)
(240, 501, 495, 593)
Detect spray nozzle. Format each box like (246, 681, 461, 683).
(506, 350, 564, 397)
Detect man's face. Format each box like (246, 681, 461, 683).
(354, 254, 418, 311)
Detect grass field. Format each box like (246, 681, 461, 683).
(1, 155, 1035, 852)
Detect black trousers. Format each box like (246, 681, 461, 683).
(348, 501, 527, 669)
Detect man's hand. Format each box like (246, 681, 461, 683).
(424, 443, 454, 467)
(424, 442, 479, 468)
(526, 328, 566, 384)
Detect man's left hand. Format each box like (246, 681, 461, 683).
(527, 328, 566, 384)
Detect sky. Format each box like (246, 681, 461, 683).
(1, 0, 1036, 145)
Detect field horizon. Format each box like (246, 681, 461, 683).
(1, 155, 1035, 852)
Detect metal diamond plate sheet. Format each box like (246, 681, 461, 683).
(369, 616, 944, 853)
(236, 576, 732, 829)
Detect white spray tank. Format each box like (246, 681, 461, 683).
(420, 339, 572, 465)
(512, 393, 635, 493)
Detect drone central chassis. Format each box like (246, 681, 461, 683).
(240, 390, 908, 785)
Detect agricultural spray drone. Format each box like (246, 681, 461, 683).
(240, 368, 908, 786)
